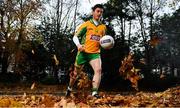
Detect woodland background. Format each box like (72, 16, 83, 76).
(0, 0, 179, 107)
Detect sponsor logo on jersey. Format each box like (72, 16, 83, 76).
(90, 35, 100, 41)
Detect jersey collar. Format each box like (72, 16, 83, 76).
(90, 19, 102, 26)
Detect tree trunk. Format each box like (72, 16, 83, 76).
(73, 0, 79, 33)
(120, 17, 124, 44)
(0, 6, 7, 74)
(0, 9, 4, 30)
(1, 52, 8, 74)
(128, 20, 132, 46)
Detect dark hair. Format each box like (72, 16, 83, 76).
(92, 4, 104, 11)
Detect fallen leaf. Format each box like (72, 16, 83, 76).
(149, 36, 161, 47)
(78, 102, 90, 108)
(41, 94, 55, 107)
(32, 49, 35, 54)
(140, 58, 146, 64)
(58, 97, 67, 107)
(53, 54, 59, 65)
(22, 92, 26, 99)
(31, 82, 36, 90)
(160, 74, 166, 79)
(119, 53, 141, 90)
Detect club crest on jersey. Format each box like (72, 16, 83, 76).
(90, 35, 100, 41)
(87, 28, 93, 31)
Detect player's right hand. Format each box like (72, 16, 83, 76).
(77, 44, 85, 52)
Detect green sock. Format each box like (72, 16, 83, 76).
(92, 88, 98, 96)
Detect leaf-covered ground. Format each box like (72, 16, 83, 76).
(0, 83, 179, 107)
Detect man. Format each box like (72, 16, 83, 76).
(66, 4, 106, 98)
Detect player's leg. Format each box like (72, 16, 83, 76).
(89, 57, 102, 97)
(66, 65, 82, 97)
(66, 52, 85, 97)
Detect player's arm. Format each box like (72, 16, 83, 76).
(73, 36, 84, 52)
(73, 23, 87, 51)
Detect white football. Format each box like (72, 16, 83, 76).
(100, 35, 114, 49)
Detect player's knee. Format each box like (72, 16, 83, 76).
(70, 70, 78, 78)
(73, 70, 78, 77)
(95, 68, 102, 74)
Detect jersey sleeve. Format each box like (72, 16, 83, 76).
(104, 25, 107, 36)
(101, 25, 107, 36)
(74, 22, 87, 44)
(75, 22, 87, 37)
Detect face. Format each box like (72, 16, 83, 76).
(92, 7, 103, 21)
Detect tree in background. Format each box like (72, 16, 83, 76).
(0, 0, 44, 75)
(128, 0, 179, 74)
(0, 0, 179, 84)
(36, 0, 80, 82)
(103, 0, 180, 78)
(152, 7, 180, 77)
